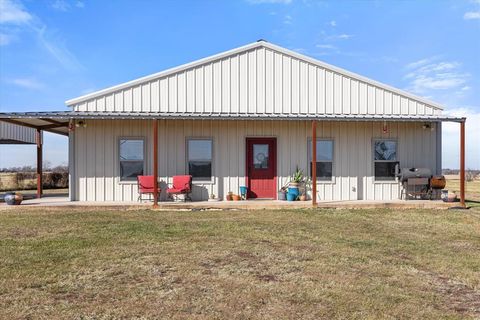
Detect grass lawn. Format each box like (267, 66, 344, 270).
(1, 207, 479, 319)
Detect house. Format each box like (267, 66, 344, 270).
(0, 41, 466, 206)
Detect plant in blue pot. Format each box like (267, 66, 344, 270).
(288, 167, 304, 201)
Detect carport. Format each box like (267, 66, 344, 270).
(0, 119, 69, 198)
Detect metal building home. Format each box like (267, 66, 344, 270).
(0, 41, 467, 206)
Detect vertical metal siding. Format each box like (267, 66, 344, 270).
(71, 47, 442, 116)
(0, 121, 37, 144)
(74, 119, 438, 202)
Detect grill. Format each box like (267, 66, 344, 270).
(396, 167, 445, 200)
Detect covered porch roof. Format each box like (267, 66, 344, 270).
(0, 110, 466, 123)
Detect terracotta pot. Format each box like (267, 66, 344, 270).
(299, 195, 307, 201)
(226, 195, 233, 201)
(232, 194, 241, 201)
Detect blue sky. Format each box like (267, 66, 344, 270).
(0, 0, 479, 169)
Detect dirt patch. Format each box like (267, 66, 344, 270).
(418, 270, 480, 317)
(256, 274, 278, 282)
(8, 227, 38, 238)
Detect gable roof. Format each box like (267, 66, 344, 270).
(66, 40, 444, 113)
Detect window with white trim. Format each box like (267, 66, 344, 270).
(307, 139, 334, 181)
(373, 139, 398, 181)
(187, 138, 213, 181)
(119, 138, 144, 181)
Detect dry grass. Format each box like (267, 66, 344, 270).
(1, 207, 479, 319)
(446, 179, 480, 207)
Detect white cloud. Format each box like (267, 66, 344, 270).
(330, 20, 336, 27)
(406, 57, 434, 70)
(246, 0, 292, 4)
(75, 1, 84, 8)
(0, 0, 82, 70)
(464, 11, 480, 19)
(442, 107, 480, 169)
(326, 33, 354, 41)
(8, 77, 44, 89)
(316, 44, 336, 49)
(52, 0, 70, 11)
(0, 0, 32, 24)
(283, 14, 293, 24)
(404, 58, 469, 94)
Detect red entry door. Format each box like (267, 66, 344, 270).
(246, 138, 277, 199)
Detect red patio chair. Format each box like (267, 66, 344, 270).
(137, 175, 161, 202)
(166, 175, 192, 201)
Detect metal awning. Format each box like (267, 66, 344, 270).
(0, 114, 69, 136)
(0, 111, 465, 124)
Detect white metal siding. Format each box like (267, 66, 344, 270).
(70, 46, 441, 117)
(0, 121, 36, 144)
(73, 119, 438, 202)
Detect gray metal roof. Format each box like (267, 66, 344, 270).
(0, 114, 69, 136)
(0, 111, 466, 124)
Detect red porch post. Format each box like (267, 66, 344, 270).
(460, 119, 466, 207)
(153, 119, 159, 208)
(36, 129, 43, 198)
(312, 120, 317, 206)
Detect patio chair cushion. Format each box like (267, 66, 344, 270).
(166, 175, 192, 194)
(137, 175, 161, 193)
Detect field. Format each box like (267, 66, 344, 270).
(1, 206, 479, 319)
(445, 179, 480, 207)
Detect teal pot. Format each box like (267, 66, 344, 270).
(288, 187, 299, 198)
(286, 193, 297, 201)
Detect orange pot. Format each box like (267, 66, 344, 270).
(232, 194, 241, 201)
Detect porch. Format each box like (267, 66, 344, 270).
(0, 194, 458, 210)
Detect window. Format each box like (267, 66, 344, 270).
(187, 139, 212, 181)
(253, 144, 269, 169)
(373, 139, 398, 181)
(307, 139, 334, 181)
(119, 138, 144, 181)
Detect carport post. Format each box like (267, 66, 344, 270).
(153, 119, 159, 208)
(460, 119, 465, 207)
(312, 120, 317, 206)
(36, 129, 43, 198)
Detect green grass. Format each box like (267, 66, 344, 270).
(1, 207, 479, 319)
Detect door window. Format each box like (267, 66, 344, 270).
(253, 144, 269, 169)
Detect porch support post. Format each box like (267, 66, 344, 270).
(153, 119, 159, 208)
(312, 120, 317, 206)
(460, 119, 466, 207)
(36, 129, 43, 198)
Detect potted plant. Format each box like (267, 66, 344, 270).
(288, 167, 304, 200)
(299, 177, 312, 201)
(289, 167, 305, 188)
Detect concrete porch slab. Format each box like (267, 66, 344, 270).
(0, 196, 458, 210)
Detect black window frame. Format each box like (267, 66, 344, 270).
(307, 138, 334, 182)
(186, 138, 213, 183)
(118, 137, 145, 182)
(373, 139, 398, 182)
